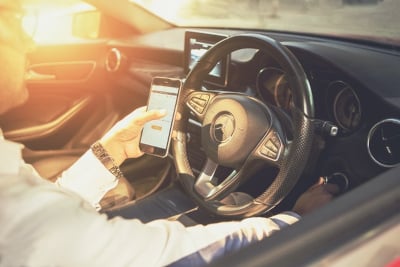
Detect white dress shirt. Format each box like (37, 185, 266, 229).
(0, 133, 300, 267)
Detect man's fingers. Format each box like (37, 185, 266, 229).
(133, 109, 167, 126)
(308, 177, 324, 191)
(316, 177, 325, 186)
(119, 106, 147, 123)
(324, 183, 340, 195)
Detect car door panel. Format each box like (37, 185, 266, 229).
(0, 41, 122, 173)
(2, 94, 91, 142)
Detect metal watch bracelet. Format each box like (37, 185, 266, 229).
(90, 141, 124, 179)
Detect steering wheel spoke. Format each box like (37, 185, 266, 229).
(186, 91, 217, 122)
(195, 159, 253, 201)
(193, 159, 219, 199)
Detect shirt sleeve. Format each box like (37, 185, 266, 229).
(166, 212, 300, 266)
(55, 150, 118, 209)
(9, 186, 299, 267)
(2, 159, 300, 267)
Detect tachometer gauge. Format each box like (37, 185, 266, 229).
(256, 67, 293, 109)
(330, 81, 362, 132)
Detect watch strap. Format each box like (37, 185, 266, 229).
(90, 142, 124, 179)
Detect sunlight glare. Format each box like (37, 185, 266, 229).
(131, 0, 186, 22)
(23, 2, 94, 43)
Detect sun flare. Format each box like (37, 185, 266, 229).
(132, 0, 187, 21)
(22, 2, 94, 43)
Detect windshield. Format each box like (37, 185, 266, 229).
(131, 0, 399, 45)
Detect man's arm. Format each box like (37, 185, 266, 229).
(4, 178, 299, 267)
(3, 161, 335, 267)
(55, 107, 167, 209)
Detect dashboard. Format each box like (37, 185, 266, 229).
(105, 28, 400, 192)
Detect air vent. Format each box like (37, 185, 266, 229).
(367, 119, 400, 168)
(105, 48, 123, 72)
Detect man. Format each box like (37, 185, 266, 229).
(0, 0, 338, 266)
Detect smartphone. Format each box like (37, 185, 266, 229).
(139, 77, 182, 158)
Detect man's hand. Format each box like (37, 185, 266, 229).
(99, 107, 166, 166)
(293, 177, 340, 216)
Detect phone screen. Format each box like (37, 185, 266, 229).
(139, 78, 181, 157)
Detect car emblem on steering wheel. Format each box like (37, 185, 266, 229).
(212, 113, 235, 143)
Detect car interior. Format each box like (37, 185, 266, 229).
(0, 0, 399, 264)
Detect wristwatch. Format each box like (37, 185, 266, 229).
(91, 141, 124, 179)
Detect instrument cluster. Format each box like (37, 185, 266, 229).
(255, 67, 293, 110)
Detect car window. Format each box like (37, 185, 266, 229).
(23, 0, 400, 47)
(132, 0, 399, 47)
(23, 0, 96, 43)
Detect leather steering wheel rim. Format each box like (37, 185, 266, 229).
(173, 33, 315, 218)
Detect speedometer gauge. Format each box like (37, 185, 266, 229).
(256, 67, 293, 110)
(331, 81, 362, 132)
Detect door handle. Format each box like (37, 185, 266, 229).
(26, 70, 56, 81)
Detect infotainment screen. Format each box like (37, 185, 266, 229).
(184, 31, 229, 87)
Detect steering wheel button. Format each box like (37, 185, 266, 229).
(192, 97, 207, 107)
(271, 135, 281, 148)
(260, 147, 278, 160)
(267, 151, 278, 159)
(260, 147, 269, 156)
(188, 100, 203, 113)
(273, 140, 281, 150)
(194, 105, 204, 114)
(265, 140, 278, 153)
(188, 100, 196, 109)
(201, 94, 210, 101)
(267, 150, 277, 159)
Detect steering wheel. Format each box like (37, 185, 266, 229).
(172, 34, 315, 218)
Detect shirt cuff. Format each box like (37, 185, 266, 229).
(56, 150, 118, 210)
(269, 211, 301, 228)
